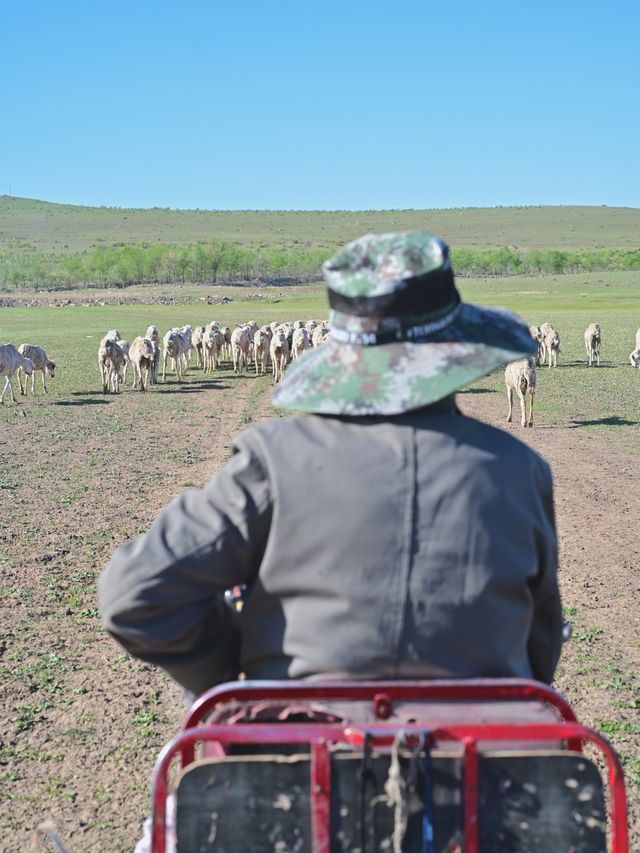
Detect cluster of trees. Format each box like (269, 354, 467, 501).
(1, 241, 640, 291)
(451, 246, 640, 277)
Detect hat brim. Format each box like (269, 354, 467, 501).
(272, 303, 536, 416)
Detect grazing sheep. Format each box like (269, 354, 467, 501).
(17, 344, 56, 395)
(291, 327, 311, 360)
(253, 328, 270, 375)
(0, 344, 34, 404)
(129, 337, 155, 391)
(231, 325, 252, 374)
(505, 357, 536, 428)
(269, 329, 289, 383)
(584, 323, 602, 367)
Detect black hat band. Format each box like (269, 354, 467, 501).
(331, 301, 462, 346)
(327, 266, 458, 318)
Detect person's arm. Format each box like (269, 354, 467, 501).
(97, 437, 272, 694)
(527, 457, 563, 684)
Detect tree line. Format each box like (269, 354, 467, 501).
(1, 241, 640, 291)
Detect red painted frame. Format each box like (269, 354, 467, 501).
(151, 719, 629, 853)
(180, 678, 581, 767)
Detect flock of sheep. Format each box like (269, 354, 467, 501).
(97, 319, 332, 394)
(505, 322, 640, 428)
(2, 320, 639, 420)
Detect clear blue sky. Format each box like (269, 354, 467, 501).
(2, 0, 639, 210)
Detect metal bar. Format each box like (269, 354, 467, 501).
(151, 720, 629, 853)
(311, 741, 331, 853)
(183, 678, 578, 730)
(463, 737, 479, 853)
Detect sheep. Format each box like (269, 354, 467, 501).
(17, 344, 56, 395)
(0, 344, 34, 404)
(145, 325, 160, 346)
(98, 332, 123, 392)
(100, 339, 126, 393)
(162, 330, 184, 381)
(305, 320, 318, 341)
(269, 329, 290, 383)
(629, 329, 640, 367)
(231, 325, 252, 374)
(115, 339, 130, 385)
(291, 327, 311, 360)
(505, 357, 536, 428)
(202, 328, 224, 373)
(312, 323, 330, 348)
(221, 326, 232, 361)
(541, 324, 560, 368)
(528, 325, 544, 366)
(192, 325, 205, 368)
(584, 323, 602, 367)
(275, 323, 294, 360)
(253, 328, 270, 375)
(129, 337, 155, 391)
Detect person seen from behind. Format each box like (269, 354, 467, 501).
(98, 231, 563, 697)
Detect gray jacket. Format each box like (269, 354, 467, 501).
(98, 401, 562, 695)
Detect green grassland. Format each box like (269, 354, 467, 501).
(1, 270, 638, 848)
(2, 196, 640, 254)
(1, 269, 638, 433)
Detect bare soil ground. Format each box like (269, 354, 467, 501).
(1, 370, 638, 852)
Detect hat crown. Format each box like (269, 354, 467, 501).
(323, 231, 450, 299)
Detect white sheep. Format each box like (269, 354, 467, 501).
(231, 325, 252, 374)
(192, 325, 205, 368)
(0, 344, 34, 404)
(253, 328, 270, 375)
(129, 337, 155, 391)
(505, 357, 536, 428)
(541, 324, 560, 369)
(629, 329, 640, 367)
(528, 325, 544, 366)
(100, 339, 126, 393)
(312, 323, 330, 348)
(98, 332, 123, 392)
(17, 344, 56, 395)
(162, 330, 184, 381)
(291, 327, 311, 360)
(584, 323, 602, 367)
(202, 328, 224, 373)
(115, 339, 130, 385)
(269, 329, 289, 383)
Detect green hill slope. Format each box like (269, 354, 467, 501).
(2, 196, 639, 254)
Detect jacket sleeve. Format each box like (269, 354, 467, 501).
(97, 436, 272, 695)
(527, 457, 563, 684)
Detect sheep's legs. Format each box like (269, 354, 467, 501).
(1, 376, 17, 403)
(527, 390, 534, 427)
(517, 389, 527, 427)
(506, 386, 513, 422)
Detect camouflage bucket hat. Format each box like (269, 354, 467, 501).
(272, 231, 536, 416)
